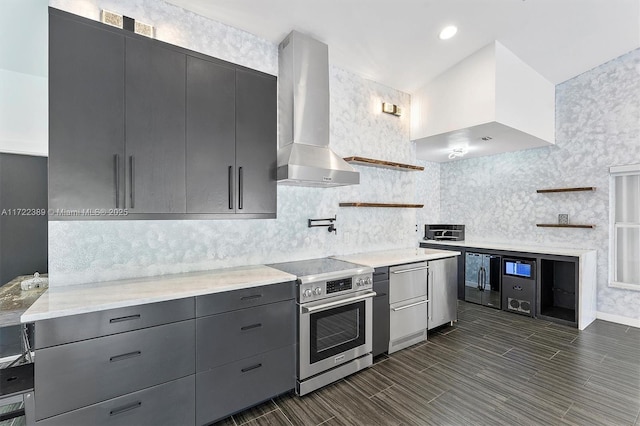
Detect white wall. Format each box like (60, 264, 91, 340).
(439, 48, 640, 321)
(46, 0, 421, 285)
(0, 0, 48, 156)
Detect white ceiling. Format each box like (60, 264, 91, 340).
(165, 0, 640, 93)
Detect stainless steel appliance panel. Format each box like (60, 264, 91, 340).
(34, 298, 194, 349)
(298, 290, 373, 380)
(35, 320, 195, 420)
(428, 257, 458, 329)
(35, 375, 195, 426)
(196, 299, 295, 372)
(388, 262, 429, 304)
(389, 296, 429, 342)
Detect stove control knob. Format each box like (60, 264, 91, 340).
(313, 287, 322, 296)
(356, 278, 363, 287)
(365, 277, 372, 286)
(303, 289, 313, 298)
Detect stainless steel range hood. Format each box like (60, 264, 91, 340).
(277, 31, 359, 187)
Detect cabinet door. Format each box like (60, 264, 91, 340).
(235, 69, 277, 215)
(49, 12, 125, 211)
(125, 38, 186, 213)
(372, 279, 390, 357)
(185, 56, 236, 213)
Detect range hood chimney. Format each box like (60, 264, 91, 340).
(277, 31, 359, 187)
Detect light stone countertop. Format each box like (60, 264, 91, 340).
(21, 265, 296, 323)
(333, 248, 461, 268)
(420, 240, 595, 257)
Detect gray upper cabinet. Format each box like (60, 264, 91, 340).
(236, 69, 277, 215)
(48, 8, 277, 220)
(186, 56, 236, 214)
(48, 12, 125, 211)
(125, 38, 187, 214)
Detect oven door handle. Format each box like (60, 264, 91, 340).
(302, 291, 376, 313)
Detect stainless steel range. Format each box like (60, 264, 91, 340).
(268, 258, 374, 396)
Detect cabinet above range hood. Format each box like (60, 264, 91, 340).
(411, 41, 555, 162)
(277, 31, 359, 187)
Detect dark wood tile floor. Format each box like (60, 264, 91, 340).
(215, 301, 640, 426)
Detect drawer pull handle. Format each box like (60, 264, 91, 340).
(240, 294, 262, 301)
(110, 351, 142, 363)
(110, 401, 142, 417)
(392, 299, 429, 312)
(109, 314, 141, 324)
(240, 323, 262, 331)
(241, 363, 262, 373)
(392, 266, 429, 274)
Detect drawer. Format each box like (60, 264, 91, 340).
(197, 299, 295, 372)
(35, 297, 195, 348)
(389, 296, 428, 340)
(389, 262, 428, 304)
(196, 281, 294, 317)
(35, 375, 195, 426)
(196, 345, 295, 425)
(35, 320, 195, 420)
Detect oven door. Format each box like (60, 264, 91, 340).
(299, 290, 374, 380)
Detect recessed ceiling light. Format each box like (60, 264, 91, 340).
(439, 25, 458, 40)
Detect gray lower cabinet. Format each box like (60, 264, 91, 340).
(34, 297, 194, 349)
(34, 375, 195, 426)
(196, 300, 295, 371)
(195, 282, 296, 425)
(32, 283, 295, 426)
(372, 267, 390, 357)
(427, 257, 458, 330)
(196, 345, 294, 425)
(34, 320, 195, 421)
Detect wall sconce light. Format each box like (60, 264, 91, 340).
(448, 147, 468, 160)
(101, 10, 154, 38)
(382, 102, 402, 117)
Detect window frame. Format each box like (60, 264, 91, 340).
(609, 163, 640, 290)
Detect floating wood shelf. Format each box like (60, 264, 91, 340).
(536, 187, 596, 193)
(339, 202, 424, 208)
(343, 156, 424, 171)
(536, 224, 595, 229)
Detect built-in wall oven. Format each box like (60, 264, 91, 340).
(269, 258, 374, 396)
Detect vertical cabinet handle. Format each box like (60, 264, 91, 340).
(428, 270, 432, 320)
(114, 154, 120, 208)
(129, 156, 135, 209)
(228, 166, 234, 210)
(238, 167, 243, 210)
